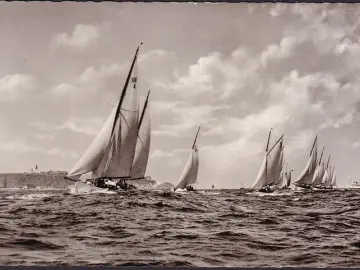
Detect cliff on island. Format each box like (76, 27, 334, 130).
(0, 171, 70, 188)
(0, 172, 160, 189)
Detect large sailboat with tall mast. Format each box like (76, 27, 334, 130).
(174, 127, 200, 192)
(65, 43, 152, 191)
(251, 129, 284, 193)
(293, 135, 318, 190)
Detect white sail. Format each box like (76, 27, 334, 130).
(266, 141, 283, 185)
(251, 136, 283, 189)
(67, 45, 141, 180)
(312, 162, 325, 186)
(130, 96, 151, 179)
(274, 149, 284, 185)
(331, 168, 337, 187)
(174, 145, 199, 189)
(67, 106, 117, 178)
(101, 82, 139, 178)
(321, 166, 332, 186)
(286, 171, 292, 187)
(251, 155, 267, 189)
(294, 139, 318, 186)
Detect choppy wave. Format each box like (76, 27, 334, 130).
(0, 188, 359, 267)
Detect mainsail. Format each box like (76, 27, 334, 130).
(294, 136, 318, 186)
(274, 149, 284, 186)
(266, 137, 283, 186)
(174, 127, 200, 190)
(130, 90, 151, 179)
(251, 130, 284, 190)
(67, 43, 143, 180)
(283, 169, 293, 188)
(312, 146, 325, 186)
(330, 167, 337, 187)
(321, 155, 331, 187)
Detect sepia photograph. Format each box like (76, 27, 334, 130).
(0, 1, 360, 267)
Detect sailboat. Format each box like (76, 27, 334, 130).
(319, 155, 333, 190)
(65, 43, 152, 191)
(280, 162, 293, 189)
(173, 127, 200, 192)
(293, 135, 318, 190)
(281, 168, 293, 189)
(250, 129, 284, 193)
(330, 167, 337, 189)
(312, 146, 325, 188)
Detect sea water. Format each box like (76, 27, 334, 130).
(0, 188, 360, 267)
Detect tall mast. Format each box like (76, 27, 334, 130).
(309, 135, 318, 157)
(192, 127, 201, 149)
(318, 146, 325, 165)
(265, 129, 272, 187)
(266, 128, 272, 152)
(111, 42, 143, 137)
(138, 90, 150, 128)
(266, 134, 284, 156)
(326, 154, 331, 169)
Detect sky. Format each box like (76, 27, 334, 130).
(1, 2, 360, 188)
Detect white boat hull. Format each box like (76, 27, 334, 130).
(68, 182, 116, 194)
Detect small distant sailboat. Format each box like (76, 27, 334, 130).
(293, 135, 318, 190)
(312, 146, 325, 188)
(280, 163, 293, 189)
(173, 127, 200, 192)
(251, 129, 284, 193)
(65, 43, 152, 192)
(330, 167, 337, 188)
(319, 155, 333, 190)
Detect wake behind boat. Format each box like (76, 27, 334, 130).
(65, 43, 152, 192)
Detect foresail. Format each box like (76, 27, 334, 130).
(174, 145, 199, 189)
(294, 140, 317, 185)
(274, 149, 284, 185)
(251, 155, 267, 189)
(321, 169, 330, 186)
(331, 169, 337, 186)
(131, 98, 151, 178)
(286, 171, 292, 187)
(312, 162, 324, 185)
(67, 105, 117, 178)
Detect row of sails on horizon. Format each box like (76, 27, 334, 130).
(65, 43, 201, 191)
(251, 129, 337, 192)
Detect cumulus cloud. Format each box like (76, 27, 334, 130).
(0, 74, 37, 102)
(152, 101, 229, 137)
(269, 3, 288, 17)
(150, 148, 187, 159)
(30, 118, 103, 136)
(51, 24, 100, 51)
(51, 64, 125, 98)
(261, 36, 299, 68)
(0, 140, 78, 158)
